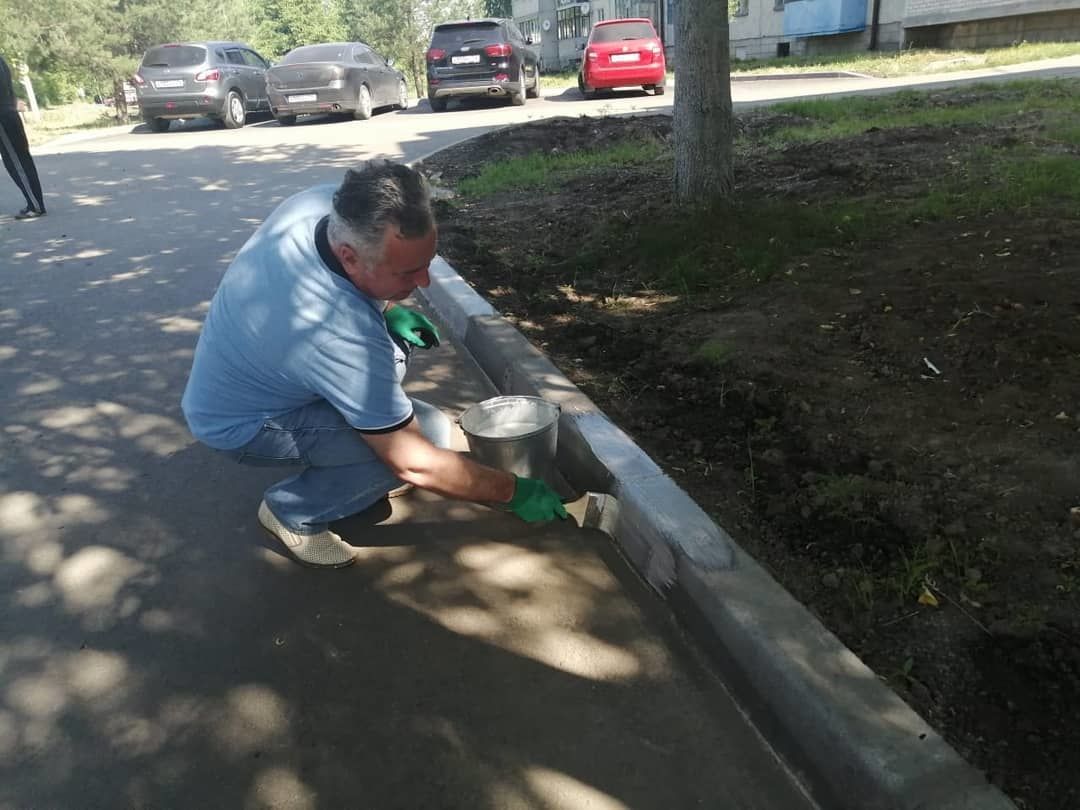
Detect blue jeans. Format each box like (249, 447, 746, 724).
(229, 397, 452, 533)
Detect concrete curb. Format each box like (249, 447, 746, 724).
(732, 70, 870, 82)
(416, 255, 1016, 810)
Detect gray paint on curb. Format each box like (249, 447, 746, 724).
(415, 254, 1016, 810)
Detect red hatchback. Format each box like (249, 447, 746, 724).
(578, 18, 666, 98)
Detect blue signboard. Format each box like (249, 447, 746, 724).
(783, 0, 866, 37)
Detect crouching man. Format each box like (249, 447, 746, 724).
(181, 161, 565, 568)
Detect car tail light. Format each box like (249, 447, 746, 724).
(131, 73, 146, 86)
(647, 41, 662, 53)
(426, 48, 446, 61)
(194, 69, 220, 82)
(484, 43, 512, 57)
(494, 73, 509, 82)
(586, 50, 598, 61)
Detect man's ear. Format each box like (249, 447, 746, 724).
(331, 241, 358, 267)
(332, 242, 368, 283)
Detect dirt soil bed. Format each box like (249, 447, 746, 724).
(420, 105, 1080, 810)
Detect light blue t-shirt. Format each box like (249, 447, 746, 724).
(181, 185, 413, 450)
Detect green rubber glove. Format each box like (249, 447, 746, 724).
(385, 306, 440, 349)
(508, 476, 569, 523)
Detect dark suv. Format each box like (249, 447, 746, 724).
(133, 41, 271, 132)
(425, 18, 540, 111)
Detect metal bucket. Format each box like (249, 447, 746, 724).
(459, 395, 561, 481)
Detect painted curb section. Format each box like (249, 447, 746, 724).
(417, 255, 1015, 810)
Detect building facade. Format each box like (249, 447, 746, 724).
(511, 0, 1080, 71)
(513, 0, 675, 72)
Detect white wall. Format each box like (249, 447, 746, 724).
(729, 1, 787, 61)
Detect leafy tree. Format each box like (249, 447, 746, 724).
(484, 0, 512, 17)
(184, 0, 258, 44)
(673, 0, 734, 202)
(250, 0, 348, 59)
(344, 0, 485, 97)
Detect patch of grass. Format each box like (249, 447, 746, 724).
(732, 41, 1080, 79)
(23, 102, 126, 146)
(765, 80, 1080, 145)
(1046, 123, 1080, 145)
(695, 339, 734, 366)
(622, 195, 873, 291)
(458, 137, 665, 197)
(913, 154, 1080, 220)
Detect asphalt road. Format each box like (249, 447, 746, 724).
(0, 81, 822, 810)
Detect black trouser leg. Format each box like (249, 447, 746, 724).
(0, 110, 45, 212)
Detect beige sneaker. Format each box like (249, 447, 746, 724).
(387, 481, 414, 499)
(257, 500, 357, 568)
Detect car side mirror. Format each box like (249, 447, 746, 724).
(387, 57, 395, 67)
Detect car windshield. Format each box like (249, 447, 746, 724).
(141, 45, 206, 68)
(431, 22, 501, 48)
(282, 45, 350, 64)
(591, 22, 656, 42)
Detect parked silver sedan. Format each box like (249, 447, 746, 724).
(266, 42, 410, 126)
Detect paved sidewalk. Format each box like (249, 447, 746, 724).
(0, 306, 815, 810)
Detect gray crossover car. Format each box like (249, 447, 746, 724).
(133, 41, 271, 132)
(425, 18, 540, 111)
(267, 42, 409, 125)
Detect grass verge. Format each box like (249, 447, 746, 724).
(731, 40, 1080, 78)
(23, 103, 128, 146)
(458, 137, 665, 196)
(762, 79, 1080, 144)
(486, 79, 1080, 293)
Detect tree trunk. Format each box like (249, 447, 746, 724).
(410, 53, 423, 100)
(113, 77, 129, 124)
(18, 63, 41, 121)
(673, 0, 734, 203)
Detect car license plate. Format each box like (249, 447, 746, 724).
(154, 79, 184, 88)
(451, 54, 481, 65)
(287, 94, 317, 103)
(610, 53, 641, 63)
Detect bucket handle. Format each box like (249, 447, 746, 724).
(454, 399, 562, 425)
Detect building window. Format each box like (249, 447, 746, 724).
(519, 16, 540, 41)
(557, 6, 591, 40)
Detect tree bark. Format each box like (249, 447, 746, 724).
(113, 77, 129, 124)
(18, 64, 41, 121)
(673, 0, 734, 203)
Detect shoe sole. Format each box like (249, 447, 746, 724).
(257, 520, 357, 569)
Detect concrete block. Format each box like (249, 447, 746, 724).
(424, 257, 495, 342)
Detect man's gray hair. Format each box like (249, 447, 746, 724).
(328, 161, 434, 263)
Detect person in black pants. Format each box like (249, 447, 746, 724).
(0, 54, 45, 219)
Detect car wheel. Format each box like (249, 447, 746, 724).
(511, 67, 526, 106)
(579, 74, 596, 100)
(223, 90, 246, 128)
(150, 117, 170, 133)
(395, 80, 409, 110)
(429, 96, 447, 112)
(276, 114, 297, 126)
(354, 85, 373, 120)
(526, 68, 540, 99)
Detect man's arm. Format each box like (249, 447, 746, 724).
(361, 419, 516, 504)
